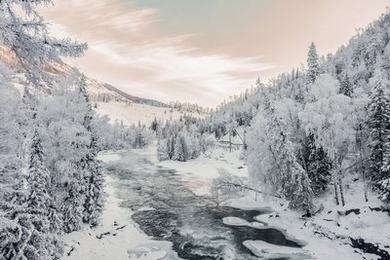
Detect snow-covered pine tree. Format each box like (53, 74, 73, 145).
(134, 124, 146, 148)
(274, 132, 314, 212)
(0, 180, 32, 260)
(261, 108, 314, 212)
(167, 136, 175, 159)
(27, 130, 52, 222)
(173, 134, 189, 162)
(339, 73, 353, 97)
(151, 117, 159, 135)
(367, 69, 390, 202)
(78, 74, 104, 227)
(82, 157, 104, 227)
(25, 129, 61, 258)
(0, 130, 61, 260)
(287, 163, 315, 213)
(307, 42, 320, 84)
(17, 87, 38, 162)
(34, 79, 90, 233)
(61, 168, 85, 233)
(157, 138, 169, 161)
(298, 132, 332, 196)
(0, 0, 87, 86)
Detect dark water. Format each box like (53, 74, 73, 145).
(105, 150, 308, 260)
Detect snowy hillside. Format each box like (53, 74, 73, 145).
(0, 45, 166, 107)
(95, 101, 204, 126)
(0, 44, 206, 126)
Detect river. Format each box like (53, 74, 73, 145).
(103, 149, 310, 260)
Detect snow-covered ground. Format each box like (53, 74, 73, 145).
(96, 101, 204, 126)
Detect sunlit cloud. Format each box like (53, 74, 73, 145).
(43, 0, 273, 107)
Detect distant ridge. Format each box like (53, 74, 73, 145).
(0, 45, 167, 107)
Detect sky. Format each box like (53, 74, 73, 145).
(43, 0, 390, 107)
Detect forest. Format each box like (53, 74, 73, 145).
(0, 0, 390, 259)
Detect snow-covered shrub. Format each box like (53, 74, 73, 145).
(211, 168, 247, 202)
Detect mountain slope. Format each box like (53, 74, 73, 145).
(0, 45, 166, 107)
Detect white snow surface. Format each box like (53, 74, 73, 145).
(243, 240, 311, 259)
(222, 216, 265, 229)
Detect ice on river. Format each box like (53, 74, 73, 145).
(222, 216, 265, 228)
(243, 240, 312, 259)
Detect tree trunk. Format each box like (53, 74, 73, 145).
(338, 171, 345, 207)
(333, 174, 340, 206)
(362, 163, 369, 202)
(229, 131, 232, 152)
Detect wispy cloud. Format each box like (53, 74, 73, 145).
(45, 0, 274, 106)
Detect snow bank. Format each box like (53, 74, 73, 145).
(97, 151, 121, 162)
(225, 185, 389, 260)
(61, 174, 172, 260)
(222, 217, 265, 229)
(243, 240, 311, 259)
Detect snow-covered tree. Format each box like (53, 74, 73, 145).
(0, 130, 61, 260)
(297, 132, 332, 196)
(299, 74, 355, 206)
(367, 68, 390, 202)
(339, 73, 353, 97)
(307, 42, 320, 84)
(0, 0, 87, 86)
(157, 138, 169, 161)
(247, 106, 314, 212)
(78, 74, 104, 227)
(173, 134, 189, 162)
(36, 76, 90, 233)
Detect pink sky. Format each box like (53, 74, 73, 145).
(43, 0, 390, 107)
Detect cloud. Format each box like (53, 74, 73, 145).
(44, 0, 274, 107)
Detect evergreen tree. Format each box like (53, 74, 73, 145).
(307, 42, 320, 84)
(157, 138, 169, 161)
(0, 0, 87, 86)
(167, 136, 175, 159)
(339, 73, 353, 97)
(173, 135, 189, 162)
(0, 131, 61, 260)
(78, 75, 104, 227)
(368, 69, 390, 202)
(264, 109, 314, 212)
(25, 130, 61, 258)
(287, 165, 315, 213)
(298, 132, 332, 196)
(151, 117, 159, 135)
(26, 130, 51, 217)
(82, 158, 104, 227)
(61, 170, 84, 233)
